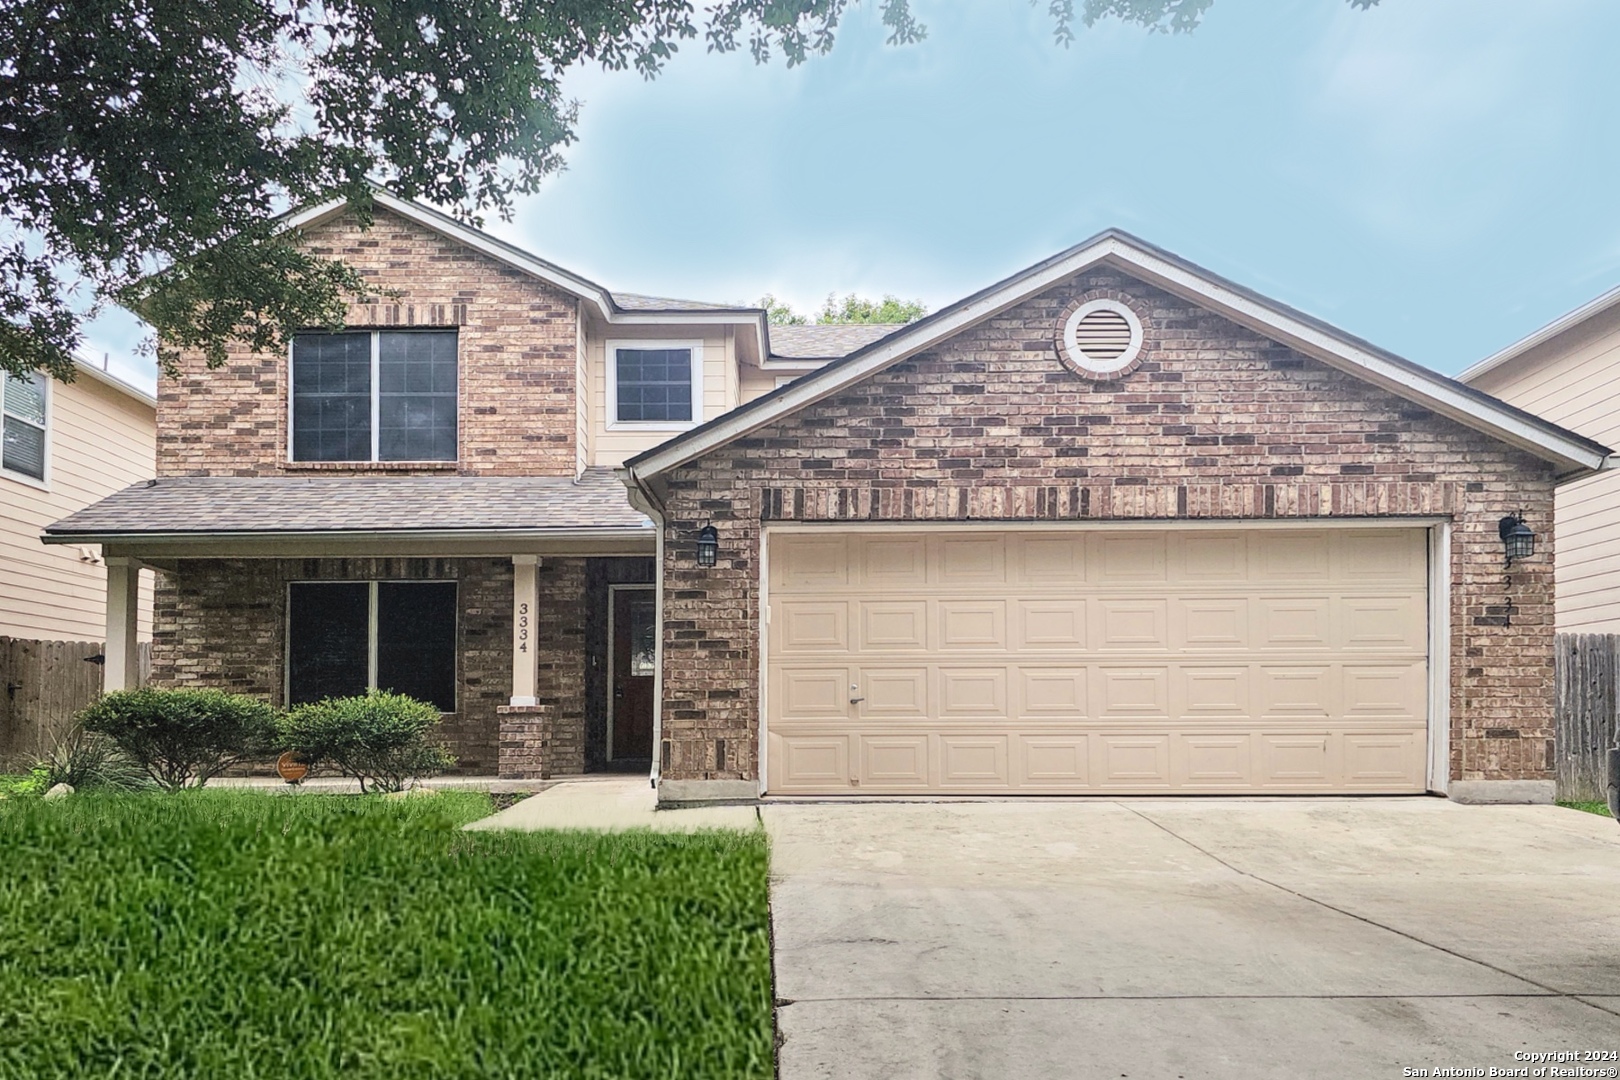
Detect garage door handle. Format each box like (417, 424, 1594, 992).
(849, 691, 865, 704)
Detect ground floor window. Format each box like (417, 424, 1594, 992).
(286, 581, 457, 711)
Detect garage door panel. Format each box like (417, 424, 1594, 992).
(1017, 668, 1089, 717)
(940, 736, 1011, 785)
(774, 601, 850, 654)
(1018, 736, 1092, 786)
(1178, 532, 1248, 582)
(859, 736, 930, 788)
(861, 535, 928, 586)
(770, 734, 850, 790)
(773, 534, 850, 589)
(1258, 596, 1334, 650)
(1015, 599, 1087, 650)
(938, 667, 1010, 718)
(1018, 535, 1087, 583)
(1255, 532, 1332, 580)
(1175, 734, 1254, 786)
(939, 601, 1008, 650)
(1178, 666, 1251, 716)
(1342, 664, 1425, 717)
(1096, 667, 1170, 718)
(1098, 533, 1168, 582)
(1098, 735, 1172, 786)
(859, 668, 930, 718)
(936, 535, 1007, 583)
(1096, 599, 1169, 650)
(775, 666, 853, 721)
(767, 527, 1429, 796)
(1258, 665, 1336, 717)
(1344, 732, 1424, 786)
(1176, 597, 1250, 650)
(1260, 734, 1336, 787)
(858, 600, 929, 651)
(1342, 595, 1426, 651)
(1339, 529, 1426, 582)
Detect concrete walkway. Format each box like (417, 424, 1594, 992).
(762, 797, 1620, 1079)
(466, 776, 759, 832)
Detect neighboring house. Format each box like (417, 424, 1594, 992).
(3, 357, 156, 641)
(43, 189, 1611, 805)
(1458, 289, 1620, 632)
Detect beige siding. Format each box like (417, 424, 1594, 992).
(1468, 303, 1620, 632)
(1, 374, 156, 641)
(586, 327, 734, 468)
(739, 365, 823, 405)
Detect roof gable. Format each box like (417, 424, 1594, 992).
(1458, 283, 1620, 385)
(625, 230, 1612, 484)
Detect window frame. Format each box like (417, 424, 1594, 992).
(1, 370, 50, 489)
(605, 339, 704, 431)
(284, 579, 459, 713)
(287, 329, 460, 464)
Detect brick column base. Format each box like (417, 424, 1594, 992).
(497, 704, 552, 780)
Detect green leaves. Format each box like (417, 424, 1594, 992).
(78, 688, 280, 791)
(278, 691, 454, 793)
(815, 292, 928, 325)
(0, 791, 773, 1078)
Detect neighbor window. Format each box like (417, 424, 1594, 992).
(291, 330, 458, 461)
(609, 342, 701, 426)
(2, 371, 47, 481)
(286, 581, 457, 711)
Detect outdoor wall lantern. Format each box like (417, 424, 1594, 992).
(696, 525, 719, 568)
(1499, 513, 1536, 567)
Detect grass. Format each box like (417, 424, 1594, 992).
(0, 789, 772, 1079)
(1557, 799, 1614, 818)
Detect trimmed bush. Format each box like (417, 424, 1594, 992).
(279, 692, 455, 793)
(78, 688, 278, 791)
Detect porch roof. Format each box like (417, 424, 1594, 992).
(43, 468, 651, 543)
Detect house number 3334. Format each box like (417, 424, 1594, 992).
(518, 602, 530, 652)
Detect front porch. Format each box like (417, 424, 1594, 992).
(45, 472, 660, 780)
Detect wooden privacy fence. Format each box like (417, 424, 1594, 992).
(1554, 633, 1620, 803)
(0, 636, 150, 767)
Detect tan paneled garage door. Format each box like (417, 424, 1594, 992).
(765, 528, 1430, 795)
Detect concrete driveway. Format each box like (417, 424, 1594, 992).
(761, 798, 1620, 1079)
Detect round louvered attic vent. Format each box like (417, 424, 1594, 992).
(1057, 299, 1144, 378)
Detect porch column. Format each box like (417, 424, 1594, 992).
(103, 557, 141, 693)
(510, 555, 539, 706)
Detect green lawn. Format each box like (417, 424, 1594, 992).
(0, 789, 772, 1079)
(1557, 799, 1614, 818)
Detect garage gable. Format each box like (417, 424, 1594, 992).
(624, 232, 1609, 491)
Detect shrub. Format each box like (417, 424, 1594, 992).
(78, 688, 278, 791)
(37, 730, 151, 793)
(279, 692, 455, 793)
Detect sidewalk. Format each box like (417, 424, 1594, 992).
(465, 776, 759, 832)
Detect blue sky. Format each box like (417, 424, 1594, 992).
(87, 0, 1620, 391)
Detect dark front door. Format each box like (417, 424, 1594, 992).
(610, 587, 656, 761)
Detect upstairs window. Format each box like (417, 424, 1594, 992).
(291, 330, 458, 462)
(608, 341, 701, 428)
(286, 581, 458, 712)
(2, 371, 47, 482)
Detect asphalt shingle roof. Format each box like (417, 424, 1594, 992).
(768, 323, 908, 360)
(44, 468, 650, 538)
(611, 292, 749, 313)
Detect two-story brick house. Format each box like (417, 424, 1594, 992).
(45, 189, 1613, 804)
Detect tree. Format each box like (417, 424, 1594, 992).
(817, 293, 928, 325)
(1, 0, 1378, 382)
(757, 293, 808, 326)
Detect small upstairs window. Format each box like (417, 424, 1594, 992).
(2, 371, 47, 482)
(291, 330, 458, 462)
(608, 341, 701, 428)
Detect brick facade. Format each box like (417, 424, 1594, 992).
(657, 268, 1559, 786)
(149, 555, 591, 775)
(156, 207, 580, 478)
